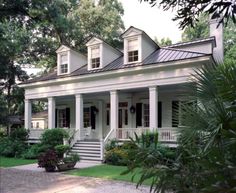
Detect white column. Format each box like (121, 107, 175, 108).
(75, 94, 83, 133)
(48, 97, 55, 128)
(24, 99, 32, 129)
(110, 90, 118, 132)
(149, 86, 158, 131)
(98, 100, 103, 139)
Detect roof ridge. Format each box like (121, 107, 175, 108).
(161, 47, 207, 55)
(164, 36, 216, 48)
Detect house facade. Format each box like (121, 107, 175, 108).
(20, 19, 223, 161)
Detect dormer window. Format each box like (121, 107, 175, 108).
(127, 38, 138, 62)
(60, 53, 68, 74)
(91, 46, 100, 69)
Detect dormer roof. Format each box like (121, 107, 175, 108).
(86, 36, 123, 55)
(121, 26, 159, 49)
(56, 45, 71, 53)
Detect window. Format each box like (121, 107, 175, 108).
(91, 46, 100, 68)
(127, 39, 138, 62)
(143, 104, 149, 127)
(84, 107, 91, 128)
(60, 53, 68, 74)
(58, 109, 67, 128)
(36, 122, 39, 128)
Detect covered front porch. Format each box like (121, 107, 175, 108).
(25, 84, 184, 145)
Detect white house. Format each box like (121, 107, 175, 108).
(20, 18, 223, 161)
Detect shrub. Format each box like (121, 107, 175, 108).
(38, 149, 59, 171)
(63, 153, 80, 163)
(41, 128, 69, 148)
(10, 128, 28, 141)
(0, 137, 27, 157)
(22, 144, 43, 159)
(105, 139, 119, 151)
(55, 144, 70, 158)
(105, 147, 128, 166)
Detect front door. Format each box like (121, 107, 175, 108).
(118, 107, 128, 138)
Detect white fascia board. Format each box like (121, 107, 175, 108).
(20, 55, 212, 89)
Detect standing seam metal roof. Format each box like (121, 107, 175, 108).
(22, 48, 208, 84)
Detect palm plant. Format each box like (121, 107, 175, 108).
(125, 62, 236, 193)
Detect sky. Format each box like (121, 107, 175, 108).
(119, 0, 183, 43)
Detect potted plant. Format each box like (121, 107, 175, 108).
(38, 149, 59, 172)
(57, 153, 80, 171)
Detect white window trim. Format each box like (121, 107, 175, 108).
(124, 36, 142, 64)
(88, 44, 103, 70)
(58, 52, 70, 75)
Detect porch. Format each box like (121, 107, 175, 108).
(26, 84, 183, 146)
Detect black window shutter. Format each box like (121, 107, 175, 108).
(55, 109, 58, 128)
(136, 103, 142, 127)
(91, 107, 96, 130)
(66, 108, 70, 128)
(172, 101, 179, 127)
(158, 101, 162, 128)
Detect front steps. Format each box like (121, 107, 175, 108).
(70, 140, 102, 162)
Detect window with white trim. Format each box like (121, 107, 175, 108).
(91, 46, 100, 69)
(127, 38, 138, 62)
(60, 53, 68, 74)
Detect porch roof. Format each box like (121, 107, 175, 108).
(21, 47, 209, 85)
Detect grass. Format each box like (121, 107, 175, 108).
(67, 164, 152, 185)
(0, 156, 36, 167)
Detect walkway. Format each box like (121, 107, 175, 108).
(0, 163, 149, 193)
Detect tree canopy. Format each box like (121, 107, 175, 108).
(140, 0, 236, 29)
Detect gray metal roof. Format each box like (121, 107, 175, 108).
(22, 48, 208, 84)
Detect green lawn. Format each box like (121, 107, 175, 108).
(67, 164, 152, 185)
(0, 156, 36, 167)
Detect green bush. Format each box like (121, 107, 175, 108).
(63, 153, 80, 163)
(41, 128, 69, 148)
(0, 137, 27, 157)
(55, 144, 70, 158)
(22, 144, 45, 159)
(105, 147, 128, 166)
(105, 139, 119, 151)
(10, 128, 28, 141)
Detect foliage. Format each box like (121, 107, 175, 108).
(140, 0, 236, 29)
(125, 62, 236, 192)
(154, 37, 172, 46)
(105, 139, 120, 151)
(40, 128, 69, 148)
(55, 144, 70, 158)
(9, 128, 28, 141)
(38, 149, 59, 169)
(105, 147, 128, 166)
(0, 137, 27, 157)
(182, 14, 209, 41)
(63, 153, 80, 163)
(22, 144, 44, 159)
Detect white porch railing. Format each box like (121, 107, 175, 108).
(28, 129, 45, 139)
(116, 127, 178, 142)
